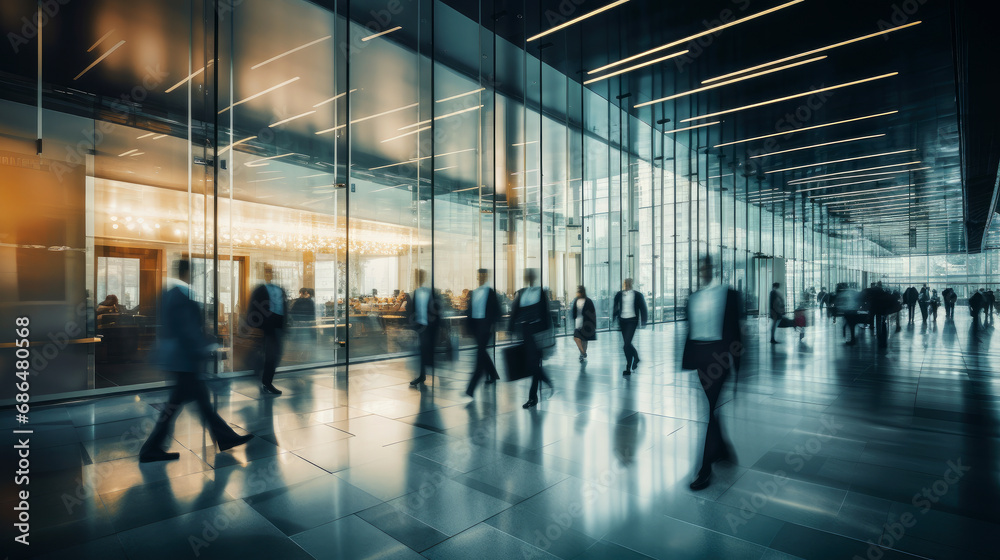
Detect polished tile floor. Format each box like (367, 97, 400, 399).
(4, 311, 1000, 559)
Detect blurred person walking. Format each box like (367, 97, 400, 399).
(407, 269, 441, 387)
(140, 259, 252, 462)
(465, 269, 501, 397)
(510, 269, 553, 409)
(571, 286, 597, 363)
(769, 282, 785, 344)
(249, 264, 287, 395)
(612, 278, 648, 376)
(684, 256, 742, 490)
(903, 285, 919, 324)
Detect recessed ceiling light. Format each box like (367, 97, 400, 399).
(585, 50, 690, 85)
(665, 121, 721, 134)
(683, 73, 898, 123)
(269, 110, 316, 128)
(795, 178, 890, 193)
(635, 55, 826, 107)
(785, 161, 922, 181)
(313, 89, 358, 108)
(529, 0, 631, 42)
(165, 61, 215, 93)
(436, 88, 485, 103)
(219, 77, 301, 114)
(588, 0, 803, 73)
(702, 21, 922, 85)
(750, 134, 885, 159)
(361, 26, 402, 42)
(246, 153, 296, 168)
(137, 132, 155, 139)
(217, 136, 256, 156)
(87, 29, 115, 53)
(251, 36, 331, 70)
(118, 148, 138, 157)
(716, 110, 898, 148)
(765, 149, 917, 175)
(75, 40, 126, 80)
(382, 126, 431, 143)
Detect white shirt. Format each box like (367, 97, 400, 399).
(689, 283, 727, 341)
(414, 287, 430, 326)
(575, 298, 585, 329)
(471, 285, 490, 319)
(520, 287, 541, 307)
(620, 290, 636, 319)
(265, 283, 284, 315)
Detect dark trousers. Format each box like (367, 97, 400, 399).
(945, 302, 955, 318)
(919, 303, 928, 322)
(141, 372, 236, 454)
(417, 325, 437, 379)
(691, 341, 733, 476)
(906, 303, 916, 322)
(260, 329, 283, 386)
(525, 334, 551, 401)
(467, 323, 498, 392)
(620, 317, 639, 368)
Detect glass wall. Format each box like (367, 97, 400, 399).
(0, 0, 934, 402)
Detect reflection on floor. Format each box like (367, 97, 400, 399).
(3, 311, 999, 559)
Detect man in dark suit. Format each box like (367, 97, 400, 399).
(510, 268, 553, 409)
(612, 278, 648, 376)
(249, 264, 287, 395)
(684, 256, 741, 490)
(969, 288, 986, 328)
(769, 282, 785, 344)
(466, 269, 501, 397)
(140, 259, 252, 463)
(902, 286, 919, 324)
(942, 287, 957, 319)
(406, 269, 441, 387)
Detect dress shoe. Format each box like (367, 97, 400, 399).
(409, 376, 426, 387)
(139, 450, 180, 463)
(689, 472, 712, 490)
(261, 384, 282, 395)
(623, 369, 631, 376)
(522, 399, 538, 409)
(769, 339, 779, 344)
(218, 434, 254, 452)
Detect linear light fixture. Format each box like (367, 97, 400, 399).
(588, 0, 803, 73)
(764, 149, 916, 175)
(217, 135, 256, 156)
(683, 72, 898, 123)
(716, 110, 898, 148)
(219, 77, 300, 114)
(246, 153, 296, 167)
(437, 88, 485, 103)
(118, 148, 138, 157)
(529, 0, 630, 42)
(74, 40, 126, 80)
(269, 110, 316, 128)
(795, 178, 892, 193)
(351, 102, 419, 125)
(248, 177, 285, 183)
(635, 55, 825, 108)
(808, 184, 913, 199)
(87, 29, 115, 53)
(165, 60, 215, 94)
(137, 132, 155, 139)
(665, 121, 721, 134)
(398, 105, 483, 130)
(313, 89, 358, 108)
(368, 148, 477, 171)
(823, 193, 919, 206)
(453, 186, 483, 193)
(361, 26, 402, 42)
(585, 50, 690, 85)
(252, 36, 331, 70)
(434, 166, 456, 172)
(786, 161, 922, 181)
(702, 21, 922, 85)
(382, 126, 431, 143)
(513, 141, 539, 147)
(129, 151, 144, 157)
(370, 184, 409, 193)
(790, 170, 904, 185)
(152, 134, 167, 140)
(749, 134, 884, 159)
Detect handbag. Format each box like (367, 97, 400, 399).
(502, 344, 531, 381)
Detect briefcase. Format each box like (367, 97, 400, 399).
(502, 344, 531, 381)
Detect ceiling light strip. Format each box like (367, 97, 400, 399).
(683, 72, 898, 123)
(165, 61, 215, 94)
(87, 29, 115, 53)
(251, 36, 331, 69)
(313, 89, 358, 108)
(74, 40, 126, 80)
(219, 77, 300, 114)
(269, 110, 316, 127)
(808, 184, 913, 199)
(789, 170, 904, 185)
(749, 134, 884, 159)
(361, 26, 402, 42)
(635, 55, 825, 108)
(588, 0, 803, 73)
(397, 105, 484, 130)
(529, 0, 630, 42)
(702, 21, 922, 84)
(716, 110, 898, 148)
(786, 161, 922, 181)
(382, 126, 432, 143)
(246, 153, 296, 167)
(585, 50, 690, 85)
(118, 148, 138, 157)
(764, 149, 916, 175)
(217, 135, 256, 156)
(795, 178, 893, 193)
(436, 88, 485, 103)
